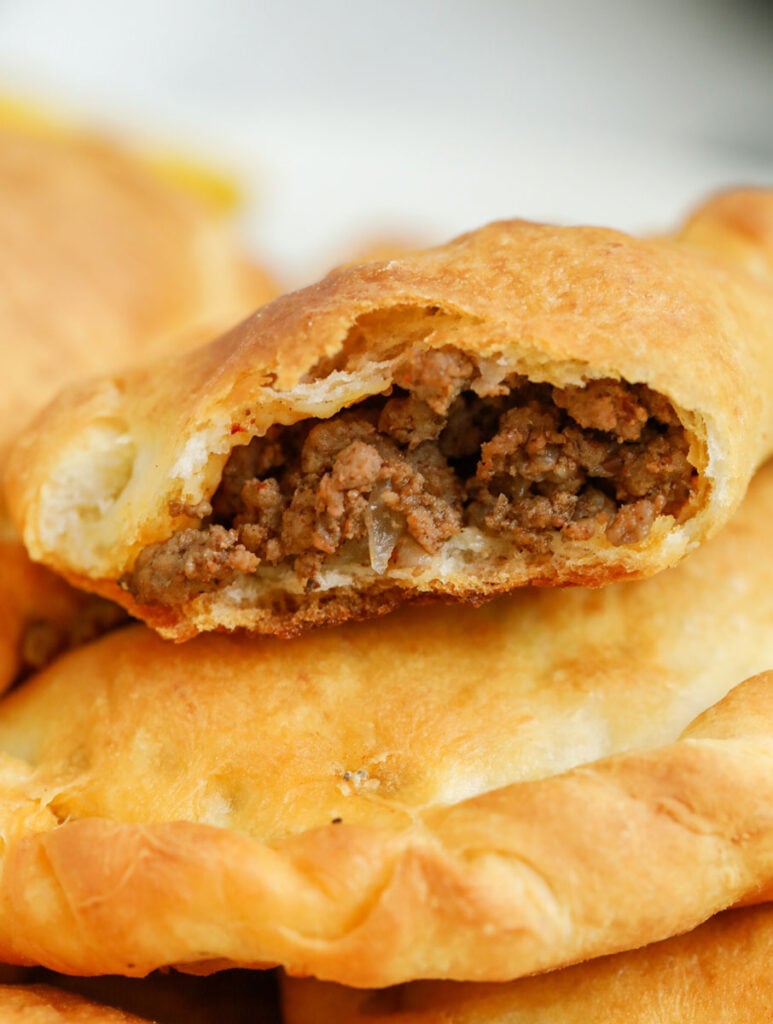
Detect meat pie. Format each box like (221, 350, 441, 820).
(7, 188, 773, 639)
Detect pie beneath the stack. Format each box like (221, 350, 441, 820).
(281, 903, 773, 1023)
(0, 463, 772, 986)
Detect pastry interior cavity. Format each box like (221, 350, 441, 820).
(125, 346, 698, 606)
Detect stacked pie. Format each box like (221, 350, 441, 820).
(2, 117, 773, 1019)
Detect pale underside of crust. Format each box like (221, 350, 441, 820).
(280, 904, 773, 1023)
(0, 464, 772, 985)
(11, 192, 773, 638)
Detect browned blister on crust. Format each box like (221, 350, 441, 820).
(280, 904, 773, 1023)
(7, 189, 773, 639)
(0, 463, 772, 985)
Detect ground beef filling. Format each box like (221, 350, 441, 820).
(128, 353, 697, 605)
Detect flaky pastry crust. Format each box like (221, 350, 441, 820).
(7, 189, 773, 638)
(0, 463, 772, 985)
(281, 904, 773, 1023)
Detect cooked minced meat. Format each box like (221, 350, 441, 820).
(127, 350, 697, 606)
(130, 525, 260, 606)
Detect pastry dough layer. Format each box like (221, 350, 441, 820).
(281, 904, 773, 1023)
(8, 189, 773, 638)
(0, 463, 772, 985)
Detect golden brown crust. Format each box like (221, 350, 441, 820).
(1, 669, 772, 987)
(280, 904, 773, 1022)
(8, 189, 773, 638)
(0, 463, 773, 985)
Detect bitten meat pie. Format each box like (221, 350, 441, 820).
(7, 189, 773, 638)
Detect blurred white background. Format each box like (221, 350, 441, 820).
(0, 0, 771, 282)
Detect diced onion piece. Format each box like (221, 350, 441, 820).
(365, 499, 403, 574)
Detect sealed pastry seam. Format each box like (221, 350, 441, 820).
(8, 190, 773, 638)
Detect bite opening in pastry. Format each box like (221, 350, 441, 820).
(126, 341, 697, 607)
(9, 189, 773, 640)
